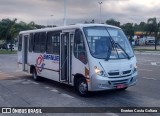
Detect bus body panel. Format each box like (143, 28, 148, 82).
(27, 52, 60, 82)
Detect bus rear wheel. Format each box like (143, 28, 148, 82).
(76, 78, 89, 97)
(32, 68, 40, 81)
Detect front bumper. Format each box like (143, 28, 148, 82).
(88, 72, 138, 91)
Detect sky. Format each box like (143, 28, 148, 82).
(0, 0, 160, 26)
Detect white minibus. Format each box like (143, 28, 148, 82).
(18, 24, 138, 96)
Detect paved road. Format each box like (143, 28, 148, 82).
(134, 45, 160, 50)
(0, 53, 160, 116)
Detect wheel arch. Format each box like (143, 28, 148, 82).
(73, 73, 86, 87)
(30, 65, 35, 74)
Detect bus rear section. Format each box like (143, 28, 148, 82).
(17, 24, 138, 97)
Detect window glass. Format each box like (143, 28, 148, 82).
(83, 26, 134, 59)
(33, 32, 46, 53)
(33, 33, 40, 53)
(46, 31, 60, 54)
(18, 34, 22, 51)
(29, 33, 34, 52)
(39, 32, 46, 52)
(74, 29, 87, 64)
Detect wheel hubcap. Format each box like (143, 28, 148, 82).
(79, 82, 87, 94)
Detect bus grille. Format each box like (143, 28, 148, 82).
(123, 70, 131, 75)
(108, 72, 119, 76)
(108, 70, 132, 78)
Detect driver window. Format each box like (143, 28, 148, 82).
(74, 29, 87, 64)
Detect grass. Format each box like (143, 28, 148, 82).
(0, 49, 17, 54)
(134, 48, 160, 52)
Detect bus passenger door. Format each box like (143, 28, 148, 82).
(22, 35, 29, 71)
(60, 33, 72, 83)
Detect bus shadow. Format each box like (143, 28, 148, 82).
(25, 76, 131, 98)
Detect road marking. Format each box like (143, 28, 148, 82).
(3, 76, 15, 78)
(142, 77, 157, 81)
(0, 72, 15, 78)
(11, 80, 23, 83)
(45, 86, 50, 89)
(50, 89, 58, 92)
(138, 69, 152, 71)
(138, 63, 160, 66)
(136, 52, 160, 56)
(15, 70, 22, 72)
(32, 82, 39, 85)
(138, 59, 155, 62)
(22, 81, 31, 84)
(151, 62, 157, 66)
(61, 93, 75, 98)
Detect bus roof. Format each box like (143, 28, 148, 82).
(19, 24, 121, 34)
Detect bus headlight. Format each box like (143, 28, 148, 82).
(94, 66, 107, 77)
(133, 64, 137, 74)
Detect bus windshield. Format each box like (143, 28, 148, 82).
(83, 26, 134, 60)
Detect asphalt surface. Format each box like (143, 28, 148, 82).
(0, 53, 160, 116)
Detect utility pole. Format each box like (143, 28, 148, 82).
(98, 2, 103, 24)
(50, 15, 54, 27)
(64, 0, 67, 26)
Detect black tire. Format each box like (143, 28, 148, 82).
(76, 78, 89, 97)
(32, 68, 40, 81)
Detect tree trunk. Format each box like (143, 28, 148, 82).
(10, 39, 13, 52)
(155, 39, 157, 50)
(155, 33, 158, 50)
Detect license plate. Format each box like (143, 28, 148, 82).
(116, 84, 126, 89)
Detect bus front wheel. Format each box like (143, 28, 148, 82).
(76, 78, 89, 97)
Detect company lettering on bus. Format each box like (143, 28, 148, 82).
(43, 54, 59, 62)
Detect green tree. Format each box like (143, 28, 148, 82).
(146, 17, 159, 50)
(139, 22, 147, 32)
(121, 23, 134, 41)
(106, 19, 120, 27)
(0, 18, 17, 51)
(0, 19, 41, 51)
(134, 22, 147, 32)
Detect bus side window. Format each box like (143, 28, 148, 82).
(46, 31, 60, 54)
(33, 33, 40, 53)
(29, 33, 34, 52)
(18, 34, 22, 51)
(39, 32, 46, 53)
(33, 32, 46, 53)
(74, 29, 87, 64)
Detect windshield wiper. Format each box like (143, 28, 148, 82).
(111, 38, 130, 60)
(104, 27, 130, 60)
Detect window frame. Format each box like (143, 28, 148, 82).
(46, 31, 61, 54)
(73, 29, 88, 64)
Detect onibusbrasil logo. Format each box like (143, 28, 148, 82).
(35, 55, 45, 74)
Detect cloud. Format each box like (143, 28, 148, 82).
(0, 0, 160, 26)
